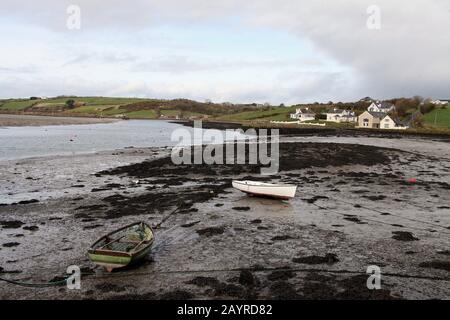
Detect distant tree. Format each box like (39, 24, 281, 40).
(410, 113, 424, 128)
(155, 108, 161, 118)
(413, 95, 424, 105)
(420, 103, 435, 114)
(65, 99, 76, 109)
(30, 96, 40, 100)
(394, 98, 416, 117)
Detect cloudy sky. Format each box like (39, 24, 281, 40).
(0, 0, 449, 104)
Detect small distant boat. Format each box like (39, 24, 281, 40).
(88, 222, 154, 272)
(232, 180, 297, 200)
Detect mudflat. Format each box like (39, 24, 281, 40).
(0, 136, 449, 299)
(0, 114, 118, 127)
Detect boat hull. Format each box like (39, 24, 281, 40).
(232, 181, 297, 199)
(88, 244, 152, 271)
(88, 222, 154, 272)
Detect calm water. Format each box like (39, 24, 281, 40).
(0, 120, 224, 161)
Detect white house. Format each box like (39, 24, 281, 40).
(368, 101, 395, 113)
(357, 111, 386, 129)
(290, 108, 316, 122)
(325, 109, 357, 123)
(431, 99, 450, 106)
(380, 115, 408, 130)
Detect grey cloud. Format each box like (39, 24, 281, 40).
(0, 65, 40, 74)
(131, 56, 296, 73)
(1, 0, 449, 101)
(62, 52, 138, 66)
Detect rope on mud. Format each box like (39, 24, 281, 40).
(48, 266, 450, 283)
(152, 201, 184, 230)
(3, 266, 450, 288)
(301, 190, 450, 236)
(310, 201, 450, 237)
(0, 272, 95, 288)
(0, 276, 68, 287)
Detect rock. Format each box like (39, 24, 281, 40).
(238, 270, 255, 287)
(392, 231, 419, 241)
(232, 207, 250, 211)
(18, 199, 39, 204)
(271, 235, 294, 241)
(23, 226, 39, 231)
(0, 220, 25, 229)
(419, 260, 450, 271)
(196, 226, 225, 237)
(186, 276, 220, 287)
(3, 242, 20, 248)
(267, 270, 295, 281)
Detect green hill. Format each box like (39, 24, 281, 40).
(215, 106, 297, 121)
(2, 96, 448, 131)
(0, 97, 259, 120)
(424, 106, 450, 129)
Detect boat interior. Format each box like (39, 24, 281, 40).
(93, 223, 153, 253)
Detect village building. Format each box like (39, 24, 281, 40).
(357, 111, 386, 128)
(380, 115, 409, 130)
(325, 108, 357, 123)
(290, 107, 316, 122)
(368, 101, 395, 113)
(431, 99, 450, 106)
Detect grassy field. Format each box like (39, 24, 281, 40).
(0, 96, 258, 120)
(126, 110, 158, 119)
(424, 106, 450, 129)
(0, 97, 145, 111)
(0, 99, 39, 110)
(215, 106, 296, 121)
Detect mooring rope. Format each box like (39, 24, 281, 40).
(0, 274, 95, 288)
(2, 265, 449, 289)
(152, 201, 185, 230)
(300, 190, 450, 236)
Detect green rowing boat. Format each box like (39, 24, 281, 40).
(88, 222, 154, 272)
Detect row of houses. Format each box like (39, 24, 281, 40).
(290, 101, 420, 130)
(290, 107, 358, 123)
(431, 99, 450, 106)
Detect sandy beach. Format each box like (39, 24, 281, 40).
(1, 131, 449, 300)
(0, 114, 119, 127)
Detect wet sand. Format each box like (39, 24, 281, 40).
(0, 136, 449, 300)
(0, 114, 118, 127)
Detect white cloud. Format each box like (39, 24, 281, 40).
(0, 0, 449, 102)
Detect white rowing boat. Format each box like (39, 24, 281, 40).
(232, 180, 297, 200)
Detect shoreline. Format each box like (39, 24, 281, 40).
(173, 120, 450, 141)
(0, 114, 120, 127)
